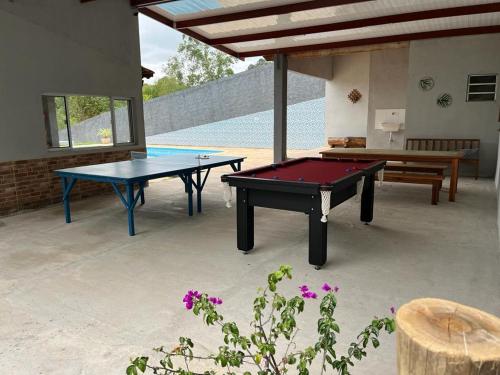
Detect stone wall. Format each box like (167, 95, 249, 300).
(0, 150, 142, 216)
(61, 65, 326, 142)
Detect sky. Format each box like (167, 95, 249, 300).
(138, 14, 260, 84)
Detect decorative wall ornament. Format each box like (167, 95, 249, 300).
(437, 93, 453, 108)
(347, 89, 362, 103)
(419, 77, 435, 91)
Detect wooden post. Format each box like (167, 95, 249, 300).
(396, 298, 500, 374)
(274, 53, 287, 163)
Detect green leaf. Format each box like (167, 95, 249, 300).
(126, 365, 137, 375)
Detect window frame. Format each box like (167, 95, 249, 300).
(110, 97, 135, 146)
(42, 93, 136, 151)
(466, 74, 497, 102)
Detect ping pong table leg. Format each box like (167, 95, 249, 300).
(61, 176, 77, 224)
(186, 173, 193, 216)
(139, 182, 145, 205)
(126, 183, 136, 236)
(196, 169, 202, 213)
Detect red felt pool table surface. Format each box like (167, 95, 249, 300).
(241, 158, 378, 185)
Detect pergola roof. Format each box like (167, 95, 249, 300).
(135, 0, 500, 59)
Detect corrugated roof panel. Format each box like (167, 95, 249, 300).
(158, 0, 221, 16)
(192, 0, 500, 39)
(225, 12, 500, 52)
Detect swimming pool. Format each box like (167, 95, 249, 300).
(146, 147, 221, 157)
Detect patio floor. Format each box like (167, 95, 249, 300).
(0, 147, 499, 375)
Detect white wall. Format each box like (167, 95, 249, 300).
(0, 0, 145, 162)
(496, 132, 500, 236)
(367, 48, 409, 149)
(405, 35, 500, 176)
(325, 53, 370, 138)
(324, 34, 500, 176)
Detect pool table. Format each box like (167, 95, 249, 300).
(221, 157, 385, 269)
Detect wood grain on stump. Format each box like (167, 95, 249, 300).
(397, 298, 500, 375)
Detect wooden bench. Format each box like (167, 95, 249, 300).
(406, 138, 480, 179)
(385, 162, 448, 190)
(380, 172, 444, 205)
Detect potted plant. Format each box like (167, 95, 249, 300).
(98, 128, 112, 144)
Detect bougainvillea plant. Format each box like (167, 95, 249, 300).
(127, 265, 395, 375)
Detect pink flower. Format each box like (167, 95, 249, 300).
(322, 283, 332, 292)
(299, 285, 309, 293)
(183, 290, 201, 310)
(333, 286, 339, 293)
(208, 296, 223, 305)
(302, 291, 317, 299)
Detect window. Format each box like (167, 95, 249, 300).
(42, 95, 134, 149)
(466, 74, 497, 102)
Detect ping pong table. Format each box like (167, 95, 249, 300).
(54, 154, 245, 236)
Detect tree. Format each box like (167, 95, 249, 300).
(164, 35, 237, 87)
(247, 57, 270, 70)
(67, 96, 110, 124)
(142, 76, 186, 101)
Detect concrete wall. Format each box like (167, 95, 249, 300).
(496, 132, 500, 236)
(325, 53, 370, 138)
(144, 64, 325, 136)
(324, 34, 500, 176)
(405, 35, 500, 177)
(367, 48, 409, 149)
(0, 0, 145, 163)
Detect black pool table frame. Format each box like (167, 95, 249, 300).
(221, 157, 386, 269)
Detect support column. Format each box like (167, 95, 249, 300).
(274, 53, 288, 163)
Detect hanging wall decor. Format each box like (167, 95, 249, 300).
(419, 77, 435, 91)
(347, 89, 362, 103)
(437, 93, 453, 108)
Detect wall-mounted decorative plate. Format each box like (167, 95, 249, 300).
(437, 93, 453, 108)
(347, 89, 362, 103)
(419, 77, 435, 91)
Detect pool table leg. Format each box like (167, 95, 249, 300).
(237, 188, 254, 252)
(361, 173, 375, 224)
(309, 211, 327, 269)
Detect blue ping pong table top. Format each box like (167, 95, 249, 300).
(54, 154, 245, 182)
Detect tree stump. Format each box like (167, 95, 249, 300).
(396, 298, 500, 375)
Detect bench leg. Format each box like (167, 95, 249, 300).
(474, 160, 479, 180)
(432, 183, 439, 205)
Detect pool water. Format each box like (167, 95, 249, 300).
(146, 147, 221, 157)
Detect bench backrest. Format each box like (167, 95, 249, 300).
(406, 138, 480, 152)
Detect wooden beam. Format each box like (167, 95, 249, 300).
(138, 7, 242, 59)
(131, 0, 180, 7)
(287, 42, 409, 58)
(238, 25, 500, 58)
(175, 0, 372, 29)
(211, 3, 500, 45)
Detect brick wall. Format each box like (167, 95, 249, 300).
(0, 150, 141, 216)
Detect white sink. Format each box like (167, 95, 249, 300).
(380, 122, 401, 132)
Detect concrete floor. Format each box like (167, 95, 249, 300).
(0, 148, 499, 375)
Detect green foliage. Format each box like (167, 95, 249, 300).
(67, 96, 110, 125)
(246, 58, 270, 70)
(127, 265, 395, 375)
(164, 36, 237, 88)
(142, 76, 187, 101)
